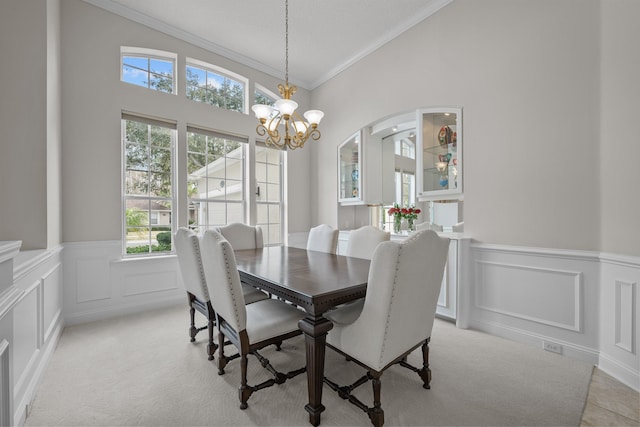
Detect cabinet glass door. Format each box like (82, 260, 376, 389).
(338, 131, 362, 204)
(417, 107, 463, 200)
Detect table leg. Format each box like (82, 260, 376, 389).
(299, 315, 333, 426)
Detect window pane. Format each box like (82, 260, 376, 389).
(256, 162, 267, 183)
(121, 50, 175, 94)
(150, 59, 172, 76)
(123, 56, 148, 69)
(227, 203, 244, 224)
(122, 65, 148, 88)
(256, 204, 268, 224)
(225, 160, 243, 181)
(123, 117, 174, 256)
(266, 164, 280, 184)
(266, 183, 280, 202)
(187, 130, 246, 228)
(225, 179, 243, 200)
(186, 66, 206, 87)
(269, 204, 281, 223)
(206, 202, 226, 226)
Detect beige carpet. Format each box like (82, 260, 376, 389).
(25, 304, 593, 426)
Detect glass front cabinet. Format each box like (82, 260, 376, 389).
(338, 131, 362, 204)
(416, 107, 463, 200)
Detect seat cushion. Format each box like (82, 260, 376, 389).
(241, 284, 270, 304)
(324, 299, 364, 325)
(245, 299, 306, 344)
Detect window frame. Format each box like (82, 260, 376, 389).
(255, 142, 285, 246)
(121, 113, 177, 257)
(185, 57, 249, 114)
(186, 126, 248, 233)
(120, 47, 177, 94)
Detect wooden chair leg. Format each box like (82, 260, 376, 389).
(419, 339, 432, 389)
(217, 330, 227, 375)
(368, 371, 384, 427)
(239, 354, 250, 409)
(188, 306, 197, 342)
(206, 317, 216, 361)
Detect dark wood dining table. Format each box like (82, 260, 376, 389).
(234, 245, 370, 426)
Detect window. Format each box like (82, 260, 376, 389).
(187, 127, 246, 232)
(395, 137, 415, 159)
(254, 84, 278, 106)
(122, 114, 176, 255)
(121, 47, 176, 94)
(255, 144, 283, 246)
(186, 59, 247, 113)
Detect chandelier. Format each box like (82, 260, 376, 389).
(251, 0, 324, 150)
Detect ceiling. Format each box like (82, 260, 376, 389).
(84, 0, 453, 90)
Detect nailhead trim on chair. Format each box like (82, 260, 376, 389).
(379, 243, 403, 367)
(191, 234, 211, 301)
(214, 232, 243, 329)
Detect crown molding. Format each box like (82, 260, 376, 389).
(82, 0, 453, 91)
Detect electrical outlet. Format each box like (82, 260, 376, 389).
(543, 341, 563, 354)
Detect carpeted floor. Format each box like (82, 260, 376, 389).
(25, 304, 593, 426)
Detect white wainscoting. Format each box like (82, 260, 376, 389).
(63, 241, 185, 326)
(469, 243, 640, 391)
(11, 247, 64, 426)
(598, 253, 640, 391)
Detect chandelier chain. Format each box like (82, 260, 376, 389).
(284, 0, 289, 85)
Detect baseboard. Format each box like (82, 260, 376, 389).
(598, 352, 640, 392)
(471, 319, 599, 366)
(14, 313, 64, 426)
(64, 295, 184, 326)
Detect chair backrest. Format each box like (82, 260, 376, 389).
(346, 225, 390, 260)
(215, 223, 264, 250)
(352, 230, 450, 370)
(307, 224, 339, 254)
(416, 222, 443, 232)
(174, 227, 210, 302)
(200, 230, 247, 332)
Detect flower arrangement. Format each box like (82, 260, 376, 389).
(387, 203, 421, 233)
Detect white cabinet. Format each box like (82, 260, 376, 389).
(338, 129, 394, 206)
(416, 107, 463, 201)
(337, 230, 470, 327)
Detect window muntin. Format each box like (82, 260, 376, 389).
(121, 47, 176, 94)
(186, 60, 247, 113)
(187, 128, 246, 233)
(123, 115, 176, 255)
(255, 144, 283, 246)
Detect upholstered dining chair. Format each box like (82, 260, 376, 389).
(307, 224, 339, 254)
(215, 222, 264, 250)
(200, 230, 307, 410)
(174, 227, 268, 361)
(215, 222, 272, 300)
(345, 225, 390, 260)
(323, 230, 450, 427)
(416, 222, 443, 232)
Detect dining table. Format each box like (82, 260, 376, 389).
(233, 245, 371, 426)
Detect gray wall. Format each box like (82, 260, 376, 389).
(311, 0, 639, 257)
(0, 0, 56, 250)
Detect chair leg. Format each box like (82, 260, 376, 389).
(206, 317, 217, 361)
(239, 354, 251, 409)
(419, 339, 432, 389)
(188, 306, 197, 342)
(217, 330, 227, 375)
(368, 371, 384, 427)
